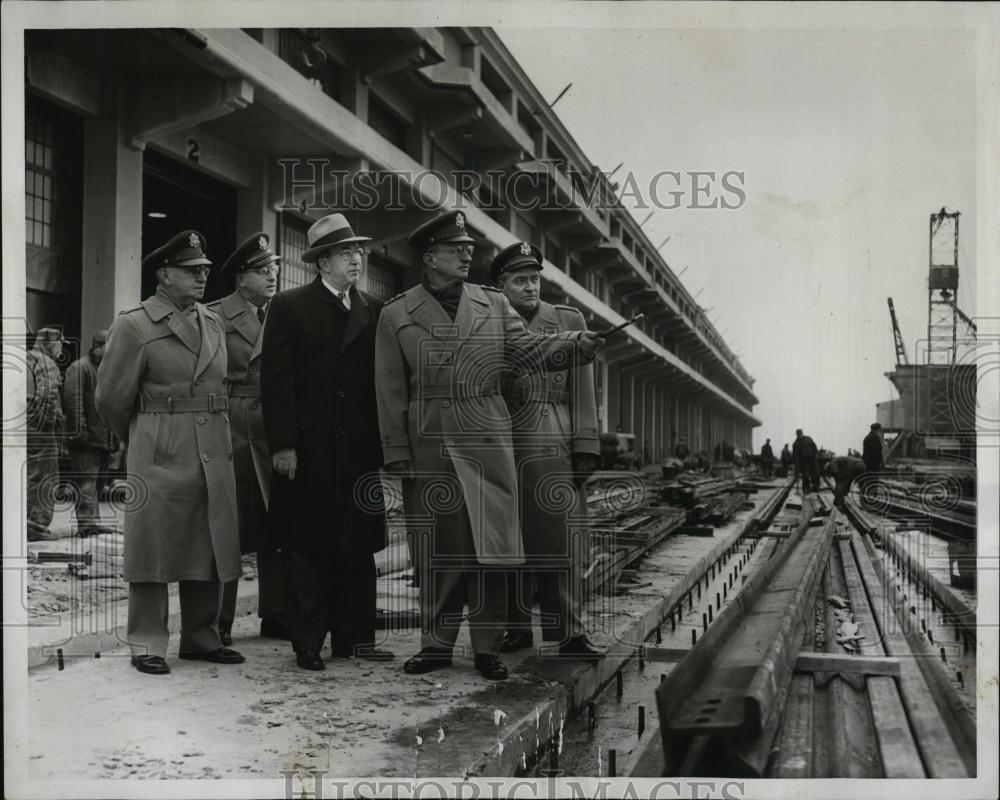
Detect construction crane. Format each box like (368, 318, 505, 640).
(887, 297, 909, 366)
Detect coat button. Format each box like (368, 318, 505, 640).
(338, 390, 345, 399)
(249, 367, 258, 375)
(337, 427, 345, 435)
(542, 409, 550, 416)
(249, 400, 259, 410)
(194, 378, 201, 385)
(442, 401, 451, 409)
(202, 454, 212, 462)
(445, 439, 455, 446)
(554, 374, 564, 383)
(196, 417, 206, 424)
(228, 453, 233, 461)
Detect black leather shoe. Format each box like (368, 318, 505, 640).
(219, 629, 233, 647)
(179, 647, 245, 664)
(558, 636, 604, 662)
(260, 618, 291, 640)
(130, 655, 170, 675)
(356, 646, 395, 661)
(499, 630, 533, 652)
(474, 653, 509, 680)
(402, 648, 452, 674)
(296, 649, 325, 671)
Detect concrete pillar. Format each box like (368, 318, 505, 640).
(236, 156, 277, 241)
(607, 360, 620, 431)
(81, 80, 143, 339)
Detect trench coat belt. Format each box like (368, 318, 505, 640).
(503, 388, 571, 406)
(416, 381, 501, 400)
(229, 385, 261, 399)
(138, 394, 230, 413)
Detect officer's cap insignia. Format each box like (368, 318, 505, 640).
(189, 232, 200, 248)
(258, 236, 268, 250)
(455, 212, 465, 229)
(520, 242, 532, 256)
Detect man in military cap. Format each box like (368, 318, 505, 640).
(375, 210, 605, 680)
(491, 241, 604, 661)
(207, 232, 286, 646)
(96, 230, 244, 675)
(261, 213, 392, 671)
(63, 329, 117, 536)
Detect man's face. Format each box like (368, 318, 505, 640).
(239, 263, 279, 306)
(90, 339, 106, 365)
(318, 244, 365, 290)
(425, 242, 474, 284)
(499, 267, 541, 314)
(161, 265, 209, 306)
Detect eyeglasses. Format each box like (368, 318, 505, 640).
(172, 266, 211, 278)
(248, 264, 280, 276)
(334, 246, 368, 260)
(437, 244, 475, 257)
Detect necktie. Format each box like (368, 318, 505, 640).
(257, 305, 266, 324)
(338, 291, 350, 311)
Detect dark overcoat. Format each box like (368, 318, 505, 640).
(261, 278, 386, 556)
(207, 292, 271, 553)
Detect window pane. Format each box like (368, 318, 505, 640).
(43, 175, 52, 197)
(43, 146, 52, 171)
(42, 225, 51, 248)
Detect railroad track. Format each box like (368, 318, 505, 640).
(613, 487, 976, 778)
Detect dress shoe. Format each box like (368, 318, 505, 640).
(499, 630, 533, 652)
(296, 649, 325, 671)
(473, 653, 509, 680)
(260, 618, 291, 640)
(130, 655, 170, 675)
(558, 635, 604, 662)
(219, 629, 233, 647)
(356, 646, 395, 661)
(178, 646, 245, 664)
(402, 648, 452, 674)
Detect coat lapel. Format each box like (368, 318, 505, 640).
(406, 284, 454, 340)
(194, 305, 223, 379)
(341, 287, 370, 353)
(458, 283, 492, 339)
(528, 301, 559, 334)
(166, 308, 201, 357)
(224, 292, 260, 347)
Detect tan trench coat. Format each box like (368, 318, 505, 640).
(95, 290, 241, 583)
(375, 282, 583, 565)
(207, 292, 271, 553)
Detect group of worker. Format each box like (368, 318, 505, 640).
(25, 326, 119, 542)
(88, 208, 607, 679)
(758, 424, 886, 508)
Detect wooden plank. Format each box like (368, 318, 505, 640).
(850, 532, 973, 777)
(794, 652, 900, 678)
(837, 538, 925, 778)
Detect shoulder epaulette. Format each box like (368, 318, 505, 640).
(481, 285, 502, 293)
(384, 292, 406, 306)
(118, 305, 143, 315)
(554, 304, 582, 314)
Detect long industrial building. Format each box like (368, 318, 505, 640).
(24, 26, 759, 461)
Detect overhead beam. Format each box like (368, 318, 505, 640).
(129, 77, 253, 151)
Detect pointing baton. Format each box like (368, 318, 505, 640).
(596, 313, 644, 337)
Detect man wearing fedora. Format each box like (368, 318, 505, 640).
(375, 210, 605, 681)
(261, 213, 393, 671)
(96, 230, 244, 675)
(207, 232, 286, 646)
(491, 241, 604, 662)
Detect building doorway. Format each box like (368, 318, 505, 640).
(141, 149, 237, 302)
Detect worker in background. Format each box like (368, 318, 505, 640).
(492, 241, 604, 662)
(96, 230, 244, 675)
(26, 326, 66, 541)
(826, 455, 866, 509)
(759, 438, 774, 478)
(62, 329, 117, 537)
(375, 210, 605, 681)
(208, 232, 287, 647)
(674, 436, 690, 461)
(792, 428, 820, 496)
(863, 423, 885, 472)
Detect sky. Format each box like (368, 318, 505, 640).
(498, 23, 981, 454)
